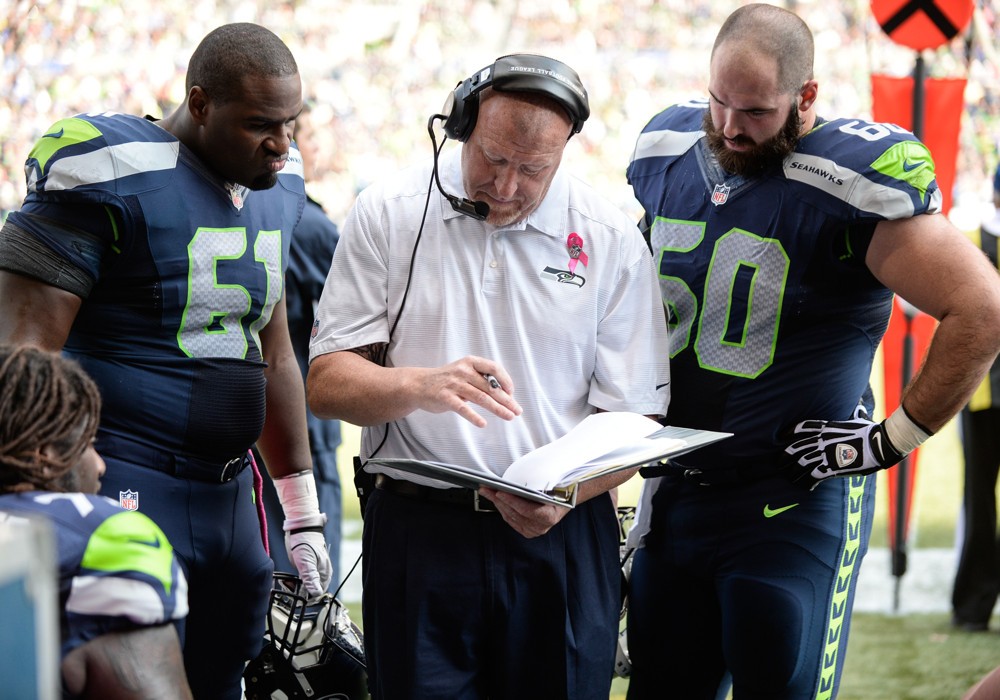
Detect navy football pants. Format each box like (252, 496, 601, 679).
(626, 473, 875, 700)
(100, 458, 273, 700)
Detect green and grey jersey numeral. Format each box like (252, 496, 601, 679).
(653, 217, 788, 379)
(177, 228, 283, 359)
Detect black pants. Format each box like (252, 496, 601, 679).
(952, 406, 1000, 625)
(361, 487, 620, 699)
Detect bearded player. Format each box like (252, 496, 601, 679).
(624, 4, 1000, 699)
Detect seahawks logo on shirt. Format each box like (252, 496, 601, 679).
(540, 265, 585, 287)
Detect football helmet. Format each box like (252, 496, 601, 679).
(244, 572, 368, 700)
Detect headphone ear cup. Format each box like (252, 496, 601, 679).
(442, 88, 479, 142)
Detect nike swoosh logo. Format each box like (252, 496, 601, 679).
(42, 128, 64, 139)
(902, 159, 922, 172)
(763, 503, 800, 518)
(128, 535, 162, 548)
(656, 382, 670, 390)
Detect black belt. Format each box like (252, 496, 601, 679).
(98, 434, 250, 484)
(375, 474, 498, 512)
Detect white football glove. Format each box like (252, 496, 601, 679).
(784, 404, 930, 490)
(274, 471, 333, 596)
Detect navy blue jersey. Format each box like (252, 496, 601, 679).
(627, 99, 940, 471)
(287, 196, 341, 456)
(6, 113, 305, 462)
(0, 492, 187, 660)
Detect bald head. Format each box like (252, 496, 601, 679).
(478, 88, 574, 143)
(712, 3, 814, 95)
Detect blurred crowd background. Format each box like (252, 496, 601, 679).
(2, 0, 998, 228)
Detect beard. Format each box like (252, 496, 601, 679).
(703, 106, 803, 177)
(484, 198, 537, 227)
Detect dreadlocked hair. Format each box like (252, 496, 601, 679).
(0, 345, 101, 493)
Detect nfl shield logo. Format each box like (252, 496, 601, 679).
(711, 184, 730, 206)
(836, 444, 858, 468)
(119, 490, 139, 511)
(227, 183, 245, 211)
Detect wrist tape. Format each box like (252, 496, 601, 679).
(274, 471, 327, 531)
(883, 405, 933, 456)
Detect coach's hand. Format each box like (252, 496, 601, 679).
(478, 487, 569, 538)
(274, 470, 334, 596)
(784, 404, 927, 489)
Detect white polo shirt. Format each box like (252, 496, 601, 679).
(310, 147, 670, 483)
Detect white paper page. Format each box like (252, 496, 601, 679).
(503, 412, 663, 491)
(545, 436, 688, 488)
(578, 438, 685, 468)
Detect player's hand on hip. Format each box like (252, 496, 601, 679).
(784, 404, 906, 490)
(415, 356, 523, 427)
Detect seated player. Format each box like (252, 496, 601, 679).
(0, 345, 191, 700)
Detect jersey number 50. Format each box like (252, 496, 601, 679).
(653, 217, 789, 379)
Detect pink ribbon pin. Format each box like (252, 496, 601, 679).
(567, 232, 588, 274)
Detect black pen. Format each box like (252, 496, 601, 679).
(483, 373, 501, 390)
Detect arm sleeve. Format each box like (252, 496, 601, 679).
(0, 202, 117, 297)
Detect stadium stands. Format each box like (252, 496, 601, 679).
(3, 0, 997, 225)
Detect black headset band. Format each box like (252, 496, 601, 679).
(443, 53, 590, 141)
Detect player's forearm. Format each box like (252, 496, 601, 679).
(63, 626, 192, 700)
(900, 311, 1000, 432)
(867, 216, 1000, 431)
(258, 351, 312, 478)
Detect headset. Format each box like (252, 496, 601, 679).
(429, 53, 591, 221)
(441, 53, 590, 143)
